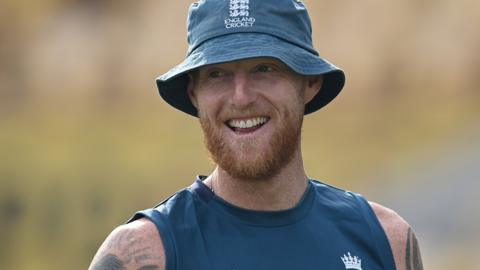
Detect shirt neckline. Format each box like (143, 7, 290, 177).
(189, 175, 316, 227)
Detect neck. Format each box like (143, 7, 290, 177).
(204, 149, 309, 211)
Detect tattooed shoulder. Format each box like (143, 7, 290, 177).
(90, 253, 160, 270)
(369, 202, 424, 270)
(90, 254, 125, 270)
(406, 227, 423, 270)
(89, 219, 165, 270)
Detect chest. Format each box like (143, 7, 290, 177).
(174, 218, 385, 270)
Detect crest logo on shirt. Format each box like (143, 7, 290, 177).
(224, 0, 255, 29)
(341, 252, 363, 270)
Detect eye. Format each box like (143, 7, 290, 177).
(254, 65, 274, 73)
(208, 70, 226, 78)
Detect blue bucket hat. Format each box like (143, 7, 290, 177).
(156, 0, 345, 117)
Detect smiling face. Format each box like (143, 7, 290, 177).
(188, 57, 322, 181)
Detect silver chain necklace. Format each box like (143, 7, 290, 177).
(209, 179, 215, 195)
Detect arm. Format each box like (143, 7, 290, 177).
(88, 218, 166, 270)
(370, 202, 423, 270)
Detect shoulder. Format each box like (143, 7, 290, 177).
(369, 202, 424, 270)
(88, 218, 165, 270)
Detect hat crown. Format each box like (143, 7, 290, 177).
(187, 0, 316, 56)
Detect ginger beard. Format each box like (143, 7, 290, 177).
(198, 89, 306, 182)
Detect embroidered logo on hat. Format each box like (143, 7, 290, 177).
(224, 0, 255, 29)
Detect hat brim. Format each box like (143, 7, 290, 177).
(156, 33, 345, 117)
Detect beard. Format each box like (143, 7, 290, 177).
(199, 101, 305, 182)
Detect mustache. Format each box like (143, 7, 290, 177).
(218, 107, 273, 120)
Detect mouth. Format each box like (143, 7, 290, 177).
(225, 116, 270, 134)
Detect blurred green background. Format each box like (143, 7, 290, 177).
(1, 0, 479, 269)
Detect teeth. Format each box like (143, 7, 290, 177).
(228, 117, 268, 129)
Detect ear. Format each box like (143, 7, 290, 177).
(303, 75, 323, 104)
(187, 73, 198, 109)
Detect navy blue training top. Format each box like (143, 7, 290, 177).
(128, 177, 396, 270)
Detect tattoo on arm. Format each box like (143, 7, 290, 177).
(406, 227, 423, 270)
(91, 227, 162, 270)
(90, 254, 159, 270)
(91, 254, 125, 270)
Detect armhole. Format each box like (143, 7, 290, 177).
(127, 209, 177, 270)
(353, 193, 397, 270)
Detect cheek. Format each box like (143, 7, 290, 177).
(196, 91, 225, 119)
(265, 84, 304, 110)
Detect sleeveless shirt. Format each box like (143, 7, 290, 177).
(128, 177, 396, 270)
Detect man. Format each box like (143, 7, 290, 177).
(89, 1, 423, 269)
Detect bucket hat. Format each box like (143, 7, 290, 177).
(156, 0, 346, 117)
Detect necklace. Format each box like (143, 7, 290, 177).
(209, 178, 215, 194)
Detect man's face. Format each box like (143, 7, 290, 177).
(188, 58, 321, 181)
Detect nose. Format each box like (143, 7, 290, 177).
(230, 71, 256, 109)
